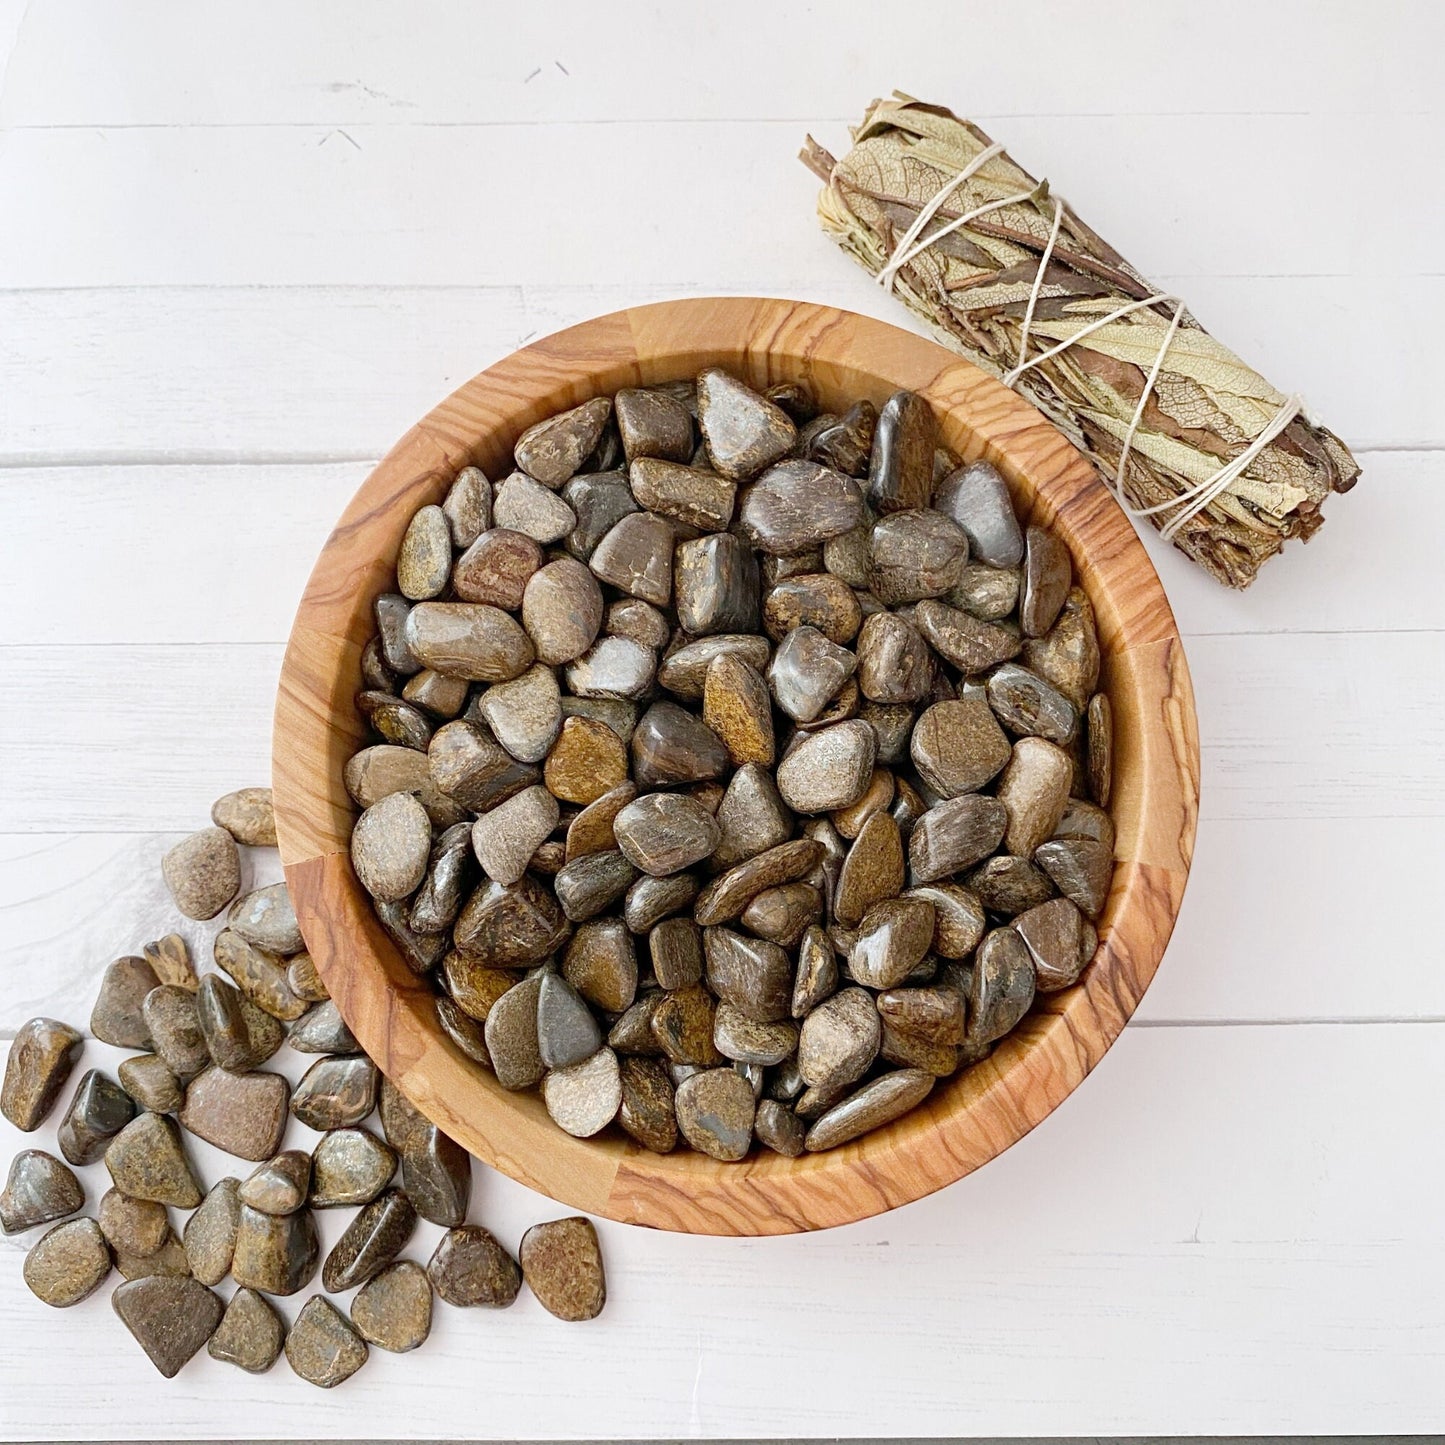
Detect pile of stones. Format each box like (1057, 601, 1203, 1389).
(1, 786, 607, 1387)
(347, 369, 1115, 1160)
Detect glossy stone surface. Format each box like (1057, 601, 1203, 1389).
(1021, 586, 1099, 712)
(231, 1203, 320, 1296)
(1034, 837, 1113, 918)
(867, 509, 970, 604)
(614, 791, 721, 876)
(442, 466, 492, 548)
(238, 1152, 309, 1219)
(494, 471, 579, 543)
(713, 1004, 797, 1066)
(99, 1188, 169, 1259)
(536, 973, 604, 1070)
(1013, 897, 1093, 992)
(908, 795, 1009, 885)
(288, 999, 360, 1055)
(468, 786, 559, 890)
(740, 459, 864, 554)
(986, 662, 1078, 744)
(285, 1295, 369, 1388)
(91, 957, 159, 1049)
(357, 689, 433, 750)
(0, 1149, 84, 1234)
(754, 1098, 807, 1156)
(848, 897, 936, 989)
(404, 601, 536, 682)
(615, 386, 694, 463)
(374, 592, 420, 675)
(711, 764, 793, 869)
(967, 927, 1038, 1046)
(808, 398, 876, 476)
(142, 985, 211, 1079)
(910, 695, 1012, 798)
(379, 1081, 472, 1227)
(700, 652, 774, 767)
(477, 971, 545, 1089)
(453, 875, 569, 965)
(562, 471, 638, 560)
(934, 459, 1024, 567)
(396, 503, 452, 599)
(913, 598, 1021, 674)
(345, 743, 467, 827)
(105, 1112, 202, 1206)
(208, 1287, 284, 1373)
(631, 701, 729, 787)
(1087, 692, 1113, 807)
(349, 791, 430, 904)
(24, 1218, 111, 1308)
(877, 985, 965, 1045)
(834, 811, 906, 928)
(112, 1274, 223, 1374)
(906, 883, 987, 958)
(775, 720, 876, 814)
(791, 925, 839, 1018)
(554, 849, 637, 922)
(630, 457, 736, 530)
(560, 918, 637, 1012)
(57, 1068, 135, 1166)
(520, 1216, 607, 1321)
(767, 625, 856, 724)
(867, 390, 937, 513)
(656, 632, 771, 699)
(797, 987, 880, 1091)
(522, 557, 605, 665)
(589, 511, 675, 605)
(648, 984, 722, 1065)
(112, 1226, 192, 1282)
(644, 917, 700, 990)
(674, 531, 761, 635)
(804, 1069, 935, 1151)
(453, 526, 544, 607)
(427, 1225, 521, 1308)
(183, 1178, 240, 1285)
(696, 367, 796, 479)
(562, 780, 636, 862)
(542, 1047, 622, 1137)
(966, 854, 1058, 916)
(674, 1067, 756, 1160)
(695, 838, 823, 926)
(997, 736, 1074, 856)
(352, 1260, 433, 1353)
(515, 395, 611, 486)
(740, 881, 820, 948)
(210, 786, 277, 848)
(291, 1055, 379, 1130)
(950, 561, 1021, 621)
(117, 1053, 183, 1114)
(618, 1056, 677, 1152)
(161, 827, 241, 921)
(855, 610, 932, 704)
(763, 572, 862, 646)
(703, 928, 792, 1023)
(1020, 524, 1072, 636)
(322, 1188, 416, 1292)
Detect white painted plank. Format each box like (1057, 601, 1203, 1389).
(1, 1021, 1441, 1437)
(0, 0, 1435, 125)
(2, 275, 1429, 461)
(0, 116, 1436, 294)
(0, 813, 1433, 1030)
(1, 451, 1432, 645)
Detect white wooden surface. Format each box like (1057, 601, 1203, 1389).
(1, 1, 1442, 1436)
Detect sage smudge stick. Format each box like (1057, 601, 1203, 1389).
(801, 94, 1360, 588)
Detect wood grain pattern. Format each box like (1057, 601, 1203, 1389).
(273, 296, 1200, 1235)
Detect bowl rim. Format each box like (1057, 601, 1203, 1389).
(273, 295, 1199, 1236)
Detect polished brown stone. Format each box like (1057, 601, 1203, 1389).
(739, 459, 864, 554)
(537, 973, 605, 1071)
(351, 1261, 433, 1353)
(453, 526, 544, 608)
(212, 928, 308, 1020)
(210, 786, 277, 848)
(790, 924, 838, 1018)
(986, 662, 1078, 745)
(695, 838, 824, 925)
(427, 1225, 521, 1308)
(1020, 524, 1072, 637)
(966, 927, 1037, 1047)
(775, 720, 876, 814)
(105, 1112, 202, 1206)
(913, 598, 1022, 674)
(439, 953, 517, 1024)
(832, 768, 895, 839)
(903, 882, 986, 959)
(470, 786, 559, 890)
(453, 874, 569, 965)
(713, 1004, 797, 1066)
(614, 792, 721, 877)
(803, 1068, 935, 1151)
(520, 1216, 607, 1321)
(867, 509, 970, 604)
(56, 1068, 135, 1166)
(740, 881, 820, 948)
(697, 367, 796, 479)
(1034, 837, 1113, 918)
(966, 854, 1058, 916)
(117, 1053, 183, 1115)
(91, 957, 159, 1049)
(442, 466, 492, 548)
(854, 610, 932, 705)
(1013, 896, 1093, 992)
(763, 573, 862, 647)
(656, 632, 771, 699)
(374, 592, 420, 675)
(833, 810, 906, 928)
(699, 652, 773, 767)
(753, 1098, 806, 1156)
(797, 987, 880, 1091)
(323, 1189, 417, 1292)
(208, 1287, 284, 1373)
(867, 391, 937, 513)
(935, 459, 1024, 567)
(514, 395, 611, 486)
(564, 780, 637, 862)
(1086, 692, 1113, 807)
(618, 1055, 677, 1152)
(161, 827, 241, 921)
(674, 531, 761, 635)
(405, 600, 536, 681)
(631, 700, 729, 787)
(589, 510, 675, 605)
(647, 916, 702, 990)
(522, 557, 605, 665)
(99, 1188, 169, 1259)
(648, 983, 723, 1065)
(0, 1149, 84, 1234)
(767, 625, 856, 724)
(910, 696, 1012, 797)
(674, 1067, 756, 1160)
(379, 1080, 473, 1227)
(631, 458, 736, 530)
(285, 1295, 369, 1388)
(808, 399, 876, 477)
(563, 918, 638, 1011)
(179, 1067, 289, 1162)
(483, 973, 546, 1090)
(183, 1178, 240, 1286)
(615, 386, 694, 463)
(291, 1055, 379, 1131)
(345, 743, 468, 827)
(997, 736, 1074, 856)
(112, 1275, 223, 1375)
(562, 470, 638, 560)
(396, 503, 452, 600)
(908, 795, 1009, 885)
(554, 849, 637, 921)
(24, 1218, 111, 1308)
(357, 688, 433, 749)
(142, 985, 211, 1080)
(702, 928, 792, 1023)
(877, 985, 965, 1045)
(848, 897, 936, 989)
(231, 1203, 320, 1296)
(238, 1151, 311, 1216)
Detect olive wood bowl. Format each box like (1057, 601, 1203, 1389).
(273, 296, 1199, 1236)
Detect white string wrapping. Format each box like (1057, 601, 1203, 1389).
(879, 167, 1307, 542)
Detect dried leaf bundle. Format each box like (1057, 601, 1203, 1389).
(801, 94, 1360, 588)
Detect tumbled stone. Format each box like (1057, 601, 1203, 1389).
(285, 1295, 369, 1388)
(867, 509, 970, 604)
(1034, 837, 1112, 918)
(790, 924, 838, 1019)
(644, 917, 699, 989)
(350, 791, 430, 903)
(997, 736, 1073, 856)
(428, 1225, 521, 1308)
(1013, 896, 1092, 992)
(674, 531, 761, 635)
(396, 503, 452, 600)
(832, 768, 895, 839)
(711, 763, 793, 870)
(112, 1274, 223, 1375)
(987, 662, 1078, 745)
(162, 827, 240, 921)
(453, 526, 543, 609)
(649, 984, 722, 1065)
(565, 781, 637, 861)
(767, 625, 856, 724)
(656, 633, 770, 700)
(105, 1112, 201, 1207)
(208, 1287, 284, 1373)
(1054, 797, 1116, 851)
(713, 1004, 797, 1066)
(358, 688, 434, 750)
(740, 882, 820, 948)
(99, 1189, 169, 1258)
(775, 720, 876, 814)
(520, 1216, 606, 1322)
(322, 1188, 416, 1293)
(536, 972, 604, 1071)
(350, 1260, 433, 1354)
(436, 993, 493, 1064)
(210, 786, 276, 847)
(878, 1021, 961, 1076)
(141, 985, 210, 1079)
(614, 386, 694, 463)
(135, 936, 196, 999)
(443, 465, 492, 548)
(905, 883, 986, 959)
(374, 592, 420, 675)
(914, 597, 1022, 674)
(523, 557, 605, 665)
(182, 1178, 239, 1285)
(515, 395, 611, 486)
(696, 368, 796, 479)
(231, 1203, 319, 1296)
(908, 795, 1009, 884)
(740, 458, 863, 554)
(612, 792, 720, 878)
(807, 398, 875, 476)
(91, 957, 159, 1049)
(631, 701, 728, 787)
(848, 898, 936, 989)
(345, 743, 467, 827)
(117, 1053, 183, 1115)
(225, 887, 301, 962)
(590, 510, 674, 605)
(568, 638, 661, 706)
(702, 928, 792, 1023)
(1021, 587, 1099, 712)
(967, 854, 1057, 916)
(378, 897, 451, 973)
(617, 1056, 677, 1152)
(804, 1068, 935, 1150)
(910, 696, 1012, 798)
(867, 391, 936, 513)
(630, 458, 735, 530)
(557, 919, 638, 1011)
(288, 999, 360, 1055)
(950, 561, 1021, 621)
(1020, 524, 1071, 636)
(24, 1218, 111, 1308)
(453, 875, 568, 965)
(967, 927, 1037, 1047)
(362, 634, 400, 692)
(483, 973, 545, 1090)
(379, 1081, 472, 1226)
(1087, 692, 1113, 807)
(935, 459, 1024, 567)
(471, 785, 560, 887)
(55, 1068, 135, 1167)
(607, 992, 663, 1054)
(855, 611, 932, 704)
(113, 1227, 190, 1282)
(291, 1055, 378, 1131)
(834, 811, 906, 927)
(695, 838, 823, 925)
(178, 1067, 288, 1162)
(877, 986, 964, 1045)
(754, 1098, 806, 1156)
(494, 471, 578, 543)
(674, 1067, 756, 1161)
(559, 472, 636, 564)
(543, 1047, 622, 1137)
(698, 652, 774, 768)
(0, 1149, 84, 1234)
(408, 820, 475, 935)
(554, 849, 637, 922)
(239, 1151, 311, 1216)
(538, 720, 626, 809)
(405, 600, 536, 682)
(605, 597, 671, 652)
(763, 572, 862, 645)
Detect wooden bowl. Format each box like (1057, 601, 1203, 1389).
(273, 297, 1199, 1236)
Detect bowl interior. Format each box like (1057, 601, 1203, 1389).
(274, 296, 1198, 1235)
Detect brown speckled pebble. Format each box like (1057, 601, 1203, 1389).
(285, 1295, 368, 1389)
(351, 1260, 433, 1353)
(24, 1218, 112, 1307)
(520, 1216, 606, 1321)
(112, 1274, 224, 1375)
(209, 1287, 285, 1373)
(427, 1224, 521, 1308)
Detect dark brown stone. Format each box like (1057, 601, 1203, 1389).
(775, 721, 876, 814)
(290, 1055, 379, 1131)
(848, 897, 936, 989)
(208, 1287, 284, 1373)
(855, 610, 932, 704)
(967, 928, 1037, 1046)
(179, 1067, 289, 1162)
(56, 1069, 135, 1166)
(703, 928, 792, 1023)
(914, 597, 1022, 674)
(427, 1225, 521, 1308)
(807, 400, 876, 477)
(323, 1189, 417, 1292)
(161, 828, 241, 921)
(554, 849, 637, 922)
(589, 511, 675, 605)
(514, 395, 612, 486)
(562, 471, 638, 560)
(867, 509, 969, 604)
(910, 696, 1012, 798)
(1020, 524, 1072, 636)
(1087, 692, 1113, 807)
(740, 882, 820, 948)
(91, 957, 160, 1049)
(740, 459, 864, 554)
(618, 1056, 677, 1152)
(804, 1069, 935, 1150)
(908, 795, 1009, 885)
(697, 367, 796, 479)
(631, 701, 729, 787)
(105, 1113, 202, 1206)
(674, 1067, 756, 1160)
(615, 387, 694, 463)
(285, 1295, 369, 1388)
(834, 810, 906, 927)
(112, 1275, 223, 1375)
(674, 531, 761, 635)
(352, 1261, 433, 1353)
(231, 1204, 319, 1296)
(934, 459, 1024, 567)
(0, 1149, 84, 1234)
(212, 929, 308, 1020)
(1034, 837, 1113, 918)
(648, 984, 723, 1065)
(520, 1216, 607, 1321)
(183, 1178, 240, 1286)
(453, 875, 569, 965)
